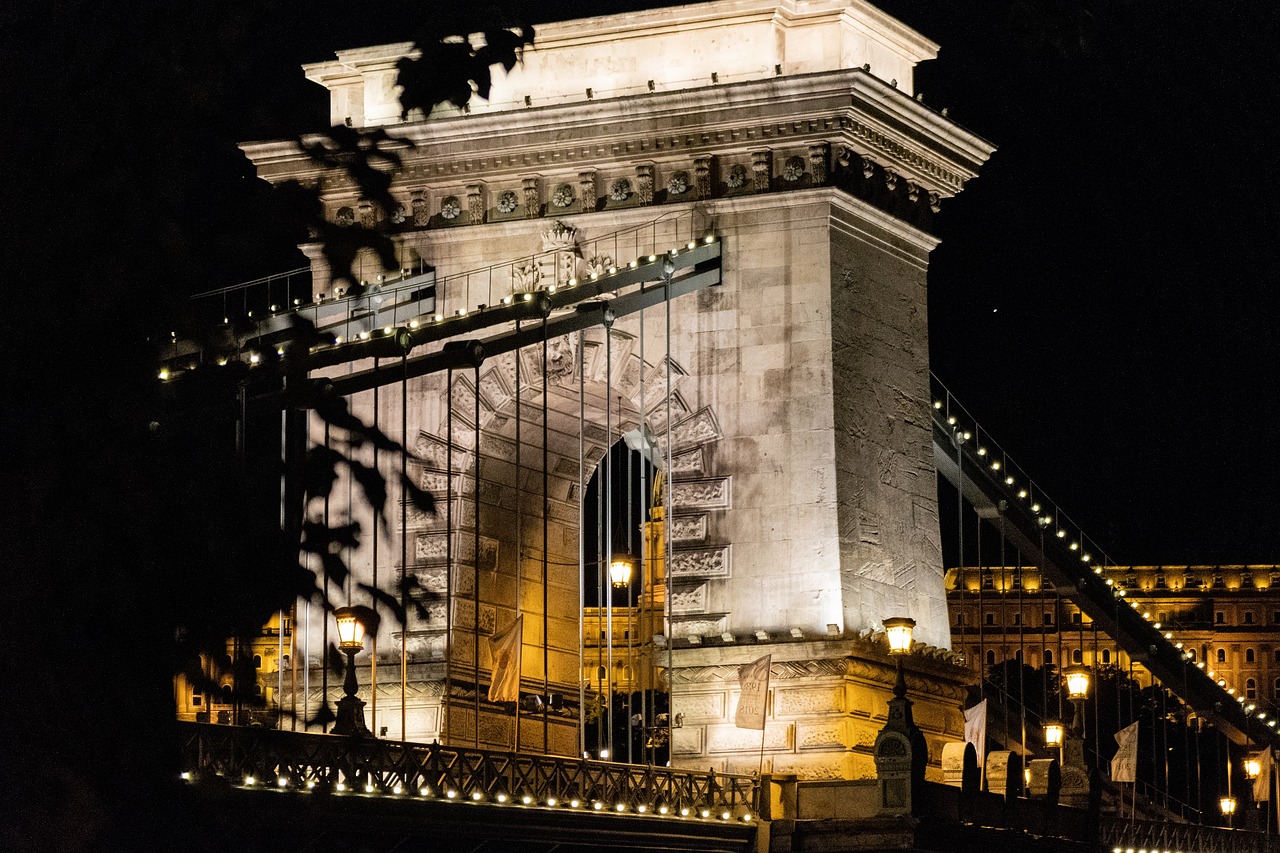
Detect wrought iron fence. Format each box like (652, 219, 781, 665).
(179, 722, 755, 820)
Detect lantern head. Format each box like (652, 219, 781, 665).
(609, 556, 634, 588)
(334, 606, 367, 652)
(1064, 666, 1091, 700)
(1220, 795, 1237, 815)
(1043, 720, 1065, 748)
(883, 617, 916, 655)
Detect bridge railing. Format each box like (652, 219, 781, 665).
(1101, 816, 1279, 853)
(179, 722, 755, 818)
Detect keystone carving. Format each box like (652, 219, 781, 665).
(466, 183, 484, 222)
(577, 171, 596, 213)
(522, 177, 540, 217)
(410, 190, 430, 226)
(694, 156, 712, 199)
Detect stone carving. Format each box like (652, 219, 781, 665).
(671, 478, 730, 510)
(357, 199, 377, 227)
(584, 255, 613, 277)
(808, 143, 829, 184)
(726, 163, 748, 189)
(512, 261, 541, 293)
(670, 514, 707, 543)
(673, 692, 726, 720)
(907, 181, 920, 202)
(635, 164, 654, 204)
(545, 334, 578, 384)
(466, 184, 484, 222)
(390, 203, 406, 224)
(670, 546, 730, 578)
(666, 170, 689, 196)
(440, 195, 462, 220)
(884, 169, 899, 191)
(416, 533, 449, 562)
(540, 220, 579, 253)
(608, 178, 632, 202)
(667, 407, 721, 450)
(672, 616, 727, 637)
(751, 151, 772, 190)
(497, 189, 519, 214)
(774, 687, 843, 716)
(782, 156, 805, 182)
(551, 183, 575, 209)
(410, 190, 430, 226)
(577, 170, 596, 213)
(929, 191, 942, 213)
(415, 433, 450, 469)
(846, 117, 965, 191)
(670, 584, 708, 613)
(335, 206, 355, 226)
(521, 177, 539, 217)
(707, 724, 788, 753)
(861, 157, 875, 179)
(694, 156, 712, 198)
(797, 722, 845, 750)
(670, 448, 704, 476)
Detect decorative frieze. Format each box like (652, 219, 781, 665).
(635, 164, 654, 205)
(522, 177, 539, 217)
(694, 156, 712, 199)
(665, 407, 721, 451)
(670, 513, 708, 543)
(410, 189, 430, 226)
(751, 150, 772, 191)
(577, 170, 596, 213)
(670, 448, 705, 477)
(671, 583, 709, 613)
(465, 183, 484, 222)
(707, 723, 790, 753)
(808, 143, 829, 185)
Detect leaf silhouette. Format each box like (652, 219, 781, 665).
(400, 472, 436, 516)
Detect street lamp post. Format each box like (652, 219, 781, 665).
(331, 606, 372, 737)
(1059, 666, 1091, 808)
(874, 617, 925, 817)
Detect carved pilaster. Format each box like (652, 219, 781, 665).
(808, 143, 829, 185)
(466, 183, 484, 223)
(410, 189, 430, 227)
(635, 164, 654, 205)
(522, 177, 540, 218)
(694, 156, 712, 199)
(751, 150, 772, 191)
(577, 171, 596, 214)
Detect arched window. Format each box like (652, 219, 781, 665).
(1014, 649, 1023, 663)
(1072, 648, 1083, 664)
(253, 654, 262, 668)
(1043, 611, 1054, 626)
(1246, 648, 1256, 663)
(1044, 649, 1054, 665)
(1071, 611, 1082, 625)
(1217, 648, 1226, 663)
(1101, 649, 1112, 664)
(1274, 677, 1280, 699)
(986, 650, 997, 666)
(1246, 679, 1257, 699)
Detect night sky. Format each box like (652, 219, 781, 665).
(8, 0, 1276, 566)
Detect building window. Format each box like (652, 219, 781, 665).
(1273, 611, 1280, 624)
(1072, 648, 1083, 664)
(1013, 613, 1022, 626)
(1157, 611, 1168, 623)
(253, 654, 262, 668)
(956, 612, 967, 626)
(982, 574, 994, 590)
(1216, 611, 1225, 624)
(1187, 648, 1196, 662)
(1044, 612, 1054, 626)
(1155, 575, 1166, 588)
(1247, 679, 1257, 699)
(1071, 611, 1082, 626)
(1101, 649, 1111, 664)
(1274, 677, 1280, 699)
(1275, 649, 1280, 664)
(985, 612, 997, 626)
(1044, 649, 1054, 665)
(1015, 649, 1023, 663)
(1245, 611, 1255, 625)
(1217, 648, 1226, 663)
(986, 650, 997, 666)
(1247, 648, 1256, 663)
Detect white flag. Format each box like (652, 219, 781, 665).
(963, 700, 987, 766)
(1111, 721, 1139, 783)
(735, 654, 771, 730)
(487, 615, 523, 702)
(1253, 749, 1273, 802)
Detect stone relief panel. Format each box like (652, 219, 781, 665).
(671, 479, 730, 511)
(416, 533, 449, 564)
(670, 546, 730, 579)
(774, 686, 844, 716)
(796, 720, 847, 751)
(673, 691, 727, 721)
(707, 723, 790, 754)
(671, 615, 727, 639)
(670, 583, 708, 613)
(669, 514, 707, 544)
(659, 407, 721, 453)
(670, 448, 705, 477)
(672, 727, 704, 756)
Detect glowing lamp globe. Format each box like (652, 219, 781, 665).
(883, 617, 916, 655)
(609, 557, 634, 588)
(334, 606, 367, 652)
(1064, 666, 1091, 700)
(1044, 721, 1065, 748)
(1245, 757, 1262, 780)
(1220, 795, 1237, 816)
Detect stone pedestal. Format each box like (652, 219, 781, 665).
(668, 637, 972, 781)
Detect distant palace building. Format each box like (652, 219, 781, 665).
(947, 564, 1280, 707)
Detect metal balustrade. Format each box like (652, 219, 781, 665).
(179, 722, 755, 820)
(1101, 817, 1278, 853)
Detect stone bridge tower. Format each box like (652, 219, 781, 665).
(243, 0, 993, 780)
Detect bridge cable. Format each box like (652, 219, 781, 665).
(576, 328, 586, 759)
(474, 360, 482, 749)
(400, 355, 408, 741)
(371, 360, 379, 737)
(322, 420, 331, 732)
(446, 367, 454, 745)
(605, 319, 614, 760)
(516, 323, 524, 754)
(542, 316, 550, 754)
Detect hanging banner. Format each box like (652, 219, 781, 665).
(963, 699, 988, 767)
(735, 654, 771, 730)
(1111, 721, 1139, 782)
(1253, 748, 1273, 802)
(487, 615, 524, 702)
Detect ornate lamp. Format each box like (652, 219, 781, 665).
(1221, 794, 1237, 826)
(1058, 667, 1092, 809)
(1063, 666, 1090, 734)
(884, 617, 916, 656)
(874, 616, 924, 817)
(1044, 720, 1065, 749)
(609, 556, 634, 588)
(331, 605, 373, 737)
(1245, 756, 1262, 781)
